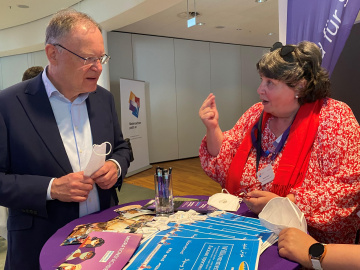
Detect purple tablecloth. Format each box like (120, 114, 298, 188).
(40, 196, 300, 269)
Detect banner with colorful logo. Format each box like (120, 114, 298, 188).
(120, 78, 151, 176)
(286, 0, 360, 75)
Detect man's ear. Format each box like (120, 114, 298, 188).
(45, 44, 58, 64)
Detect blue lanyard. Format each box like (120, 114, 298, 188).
(251, 112, 291, 172)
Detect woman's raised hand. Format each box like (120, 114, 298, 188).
(199, 93, 219, 130)
(199, 93, 223, 156)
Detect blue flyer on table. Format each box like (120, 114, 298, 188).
(125, 235, 261, 270)
(167, 222, 260, 240)
(129, 224, 252, 262)
(213, 212, 263, 225)
(188, 220, 266, 237)
(156, 226, 236, 240)
(207, 216, 272, 232)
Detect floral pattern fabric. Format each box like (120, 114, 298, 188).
(199, 98, 360, 244)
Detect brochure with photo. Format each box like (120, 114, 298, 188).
(55, 231, 142, 270)
(61, 207, 155, 246)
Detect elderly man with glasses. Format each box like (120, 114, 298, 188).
(0, 9, 131, 270)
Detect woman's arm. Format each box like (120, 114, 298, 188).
(278, 228, 360, 269)
(199, 102, 263, 186)
(290, 100, 360, 243)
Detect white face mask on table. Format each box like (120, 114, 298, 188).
(207, 189, 241, 212)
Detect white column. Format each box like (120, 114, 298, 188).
(98, 30, 111, 90)
(278, 0, 288, 44)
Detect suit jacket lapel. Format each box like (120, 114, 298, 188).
(87, 89, 105, 146)
(17, 76, 73, 174)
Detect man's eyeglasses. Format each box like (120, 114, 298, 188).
(53, 43, 110, 65)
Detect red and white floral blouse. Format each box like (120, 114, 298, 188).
(199, 98, 360, 244)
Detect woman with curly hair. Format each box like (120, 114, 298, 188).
(199, 41, 360, 244)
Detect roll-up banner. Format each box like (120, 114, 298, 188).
(120, 78, 151, 176)
(286, 0, 360, 76)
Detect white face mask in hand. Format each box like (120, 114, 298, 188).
(84, 142, 112, 177)
(208, 189, 241, 212)
(258, 197, 307, 235)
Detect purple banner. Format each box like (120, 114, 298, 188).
(286, 0, 360, 76)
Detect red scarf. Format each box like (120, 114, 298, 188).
(226, 99, 323, 197)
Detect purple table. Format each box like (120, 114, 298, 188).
(40, 196, 300, 269)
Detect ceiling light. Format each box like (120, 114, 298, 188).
(215, 26, 225, 29)
(197, 22, 205, 26)
(177, 11, 201, 19)
(255, 0, 267, 2)
(268, 32, 274, 35)
(17, 5, 29, 8)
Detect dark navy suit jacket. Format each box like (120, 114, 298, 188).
(0, 74, 131, 269)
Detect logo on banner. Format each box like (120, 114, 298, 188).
(128, 91, 140, 118)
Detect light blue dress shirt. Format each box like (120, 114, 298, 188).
(42, 68, 100, 217)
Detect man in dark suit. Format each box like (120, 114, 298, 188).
(0, 9, 131, 269)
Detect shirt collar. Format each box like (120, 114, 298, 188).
(42, 66, 89, 103)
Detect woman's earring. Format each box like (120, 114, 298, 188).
(295, 95, 299, 99)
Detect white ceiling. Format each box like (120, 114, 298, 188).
(115, 0, 280, 47)
(0, 0, 278, 47)
(0, 0, 83, 30)
(1, 0, 359, 48)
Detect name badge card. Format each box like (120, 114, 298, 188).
(257, 164, 275, 186)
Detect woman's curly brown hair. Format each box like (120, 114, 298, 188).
(256, 41, 331, 105)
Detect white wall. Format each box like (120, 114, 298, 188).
(108, 32, 268, 163)
(174, 39, 211, 159)
(0, 51, 48, 89)
(132, 35, 178, 162)
(209, 43, 243, 131)
(240, 46, 270, 112)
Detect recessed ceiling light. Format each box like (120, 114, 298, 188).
(197, 22, 205, 26)
(268, 32, 274, 35)
(17, 4, 29, 8)
(215, 26, 225, 29)
(255, 0, 267, 2)
(236, 28, 242, 31)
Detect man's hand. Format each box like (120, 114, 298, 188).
(51, 172, 95, 202)
(91, 161, 119, 190)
